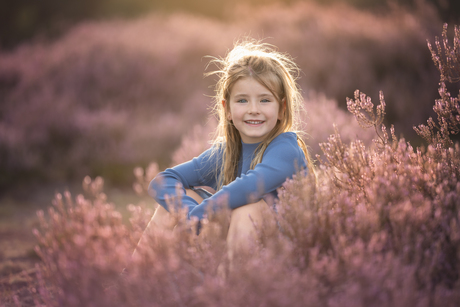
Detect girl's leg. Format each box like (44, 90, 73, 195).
(149, 188, 204, 230)
(185, 188, 205, 204)
(149, 205, 176, 230)
(226, 199, 267, 262)
(132, 189, 203, 260)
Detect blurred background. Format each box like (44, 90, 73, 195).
(1, 0, 459, 194)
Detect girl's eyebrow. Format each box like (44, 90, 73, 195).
(233, 92, 274, 98)
(258, 93, 274, 97)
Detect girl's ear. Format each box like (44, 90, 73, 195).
(278, 98, 286, 120)
(222, 99, 232, 120)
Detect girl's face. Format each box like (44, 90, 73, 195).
(225, 77, 284, 144)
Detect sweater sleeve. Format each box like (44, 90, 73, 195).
(188, 134, 307, 220)
(148, 146, 220, 213)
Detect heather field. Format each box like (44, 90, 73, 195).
(2, 1, 460, 306)
(0, 1, 447, 188)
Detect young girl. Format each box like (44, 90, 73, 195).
(147, 40, 314, 256)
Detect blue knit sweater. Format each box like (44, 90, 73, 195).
(148, 132, 307, 220)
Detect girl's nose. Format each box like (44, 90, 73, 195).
(248, 101, 260, 114)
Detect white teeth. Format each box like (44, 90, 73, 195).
(246, 120, 263, 124)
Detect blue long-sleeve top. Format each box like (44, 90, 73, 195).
(148, 132, 307, 220)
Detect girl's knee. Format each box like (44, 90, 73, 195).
(150, 189, 204, 231)
(228, 200, 267, 240)
(230, 199, 266, 225)
(226, 200, 268, 259)
(150, 205, 175, 230)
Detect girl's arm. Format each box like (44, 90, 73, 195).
(148, 146, 220, 213)
(188, 133, 307, 220)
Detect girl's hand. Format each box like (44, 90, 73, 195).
(188, 204, 206, 221)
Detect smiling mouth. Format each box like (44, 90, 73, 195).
(245, 120, 264, 124)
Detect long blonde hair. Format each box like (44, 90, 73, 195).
(207, 40, 314, 190)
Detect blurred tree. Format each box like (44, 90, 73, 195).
(339, 0, 460, 22)
(1, 0, 459, 50)
(0, 0, 154, 49)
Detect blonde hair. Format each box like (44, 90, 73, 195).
(207, 40, 314, 189)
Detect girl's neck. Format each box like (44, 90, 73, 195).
(241, 140, 261, 146)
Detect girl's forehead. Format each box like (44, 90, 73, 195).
(230, 77, 274, 94)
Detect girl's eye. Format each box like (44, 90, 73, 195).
(261, 99, 270, 103)
(237, 99, 248, 103)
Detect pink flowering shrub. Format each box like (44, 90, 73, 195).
(0, 1, 446, 189)
(27, 23, 460, 306)
(171, 119, 218, 166)
(0, 14, 230, 187)
(33, 177, 142, 304)
(302, 93, 375, 157)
